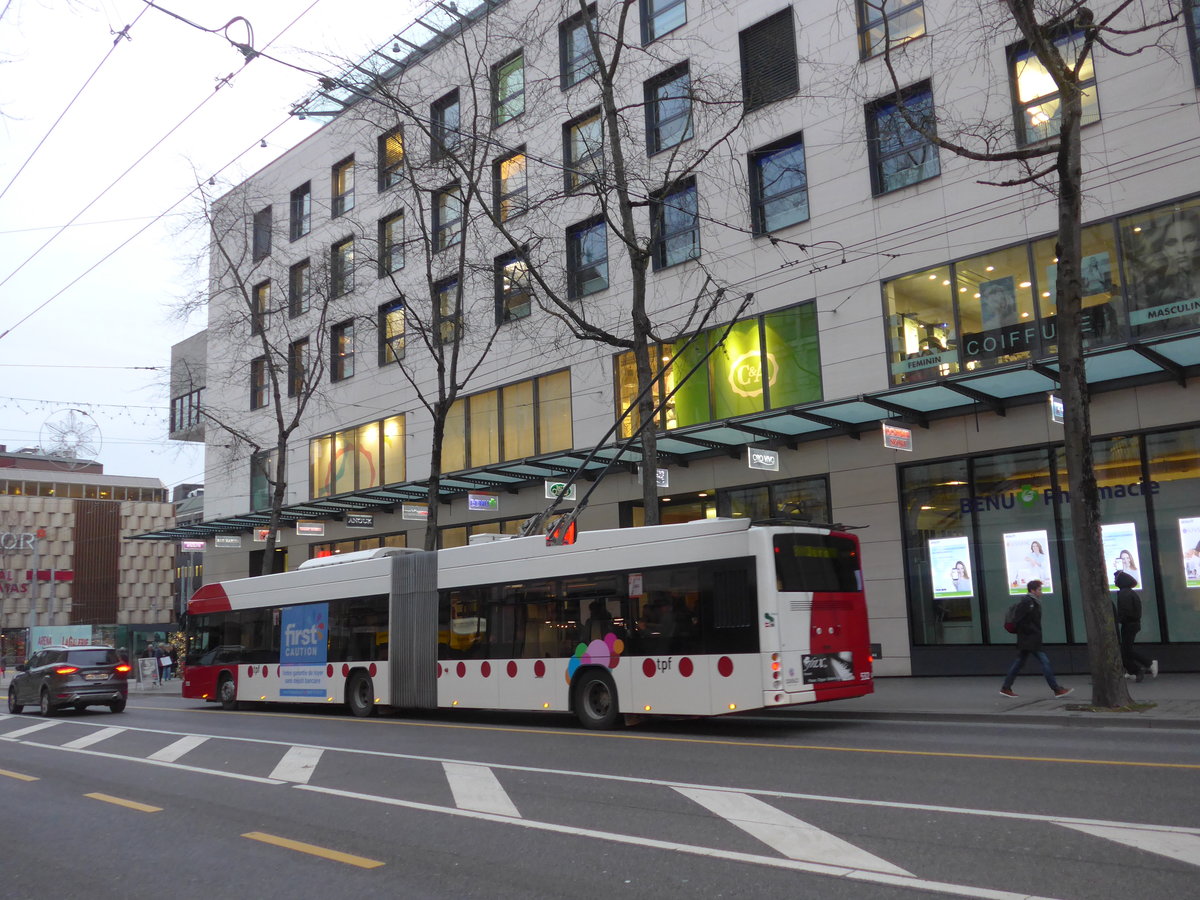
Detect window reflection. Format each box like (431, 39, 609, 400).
(956, 245, 1036, 370)
(885, 265, 958, 384)
(1031, 223, 1123, 352)
(1120, 198, 1200, 338)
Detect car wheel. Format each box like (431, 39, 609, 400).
(573, 669, 619, 730)
(109, 697, 126, 713)
(218, 674, 240, 711)
(7, 686, 21, 714)
(346, 672, 375, 718)
(39, 688, 57, 718)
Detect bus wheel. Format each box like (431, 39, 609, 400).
(574, 670, 619, 730)
(347, 673, 375, 718)
(218, 674, 240, 711)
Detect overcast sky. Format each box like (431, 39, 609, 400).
(0, 0, 418, 494)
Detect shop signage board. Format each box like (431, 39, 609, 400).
(296, 521, 325, 537)
(180, 540, 206, 552)
(1049, 394, 1064, 424)
(345, 514, 374, 529)
(747, 447, 780, 471)
(402, 503, 428, 521)
(544, 481, 577, 500)
(215, 535, 242, 548)
(468, 493, 499, 512)
(882, 423, 913, 451)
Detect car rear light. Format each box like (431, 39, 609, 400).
(54, 666, 80, 675)
(115, 664, 132, 674)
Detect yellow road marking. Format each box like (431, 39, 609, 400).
(0, 767, 38, 781)
(242, 831, 384, 868)
(85, 792, 162, 812)
(187, 707, 1200, 770)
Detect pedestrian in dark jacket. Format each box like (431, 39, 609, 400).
(1000, 580, 1073, 698)
(1114, 570, 1157, 682)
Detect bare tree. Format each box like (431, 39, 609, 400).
(870, 0, 1182, 706)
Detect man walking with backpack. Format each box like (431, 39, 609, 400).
(1000, 580, 1073, 698)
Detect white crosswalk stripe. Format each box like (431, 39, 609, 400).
(443, 762, 521, 817)
(1058, 822, 1200, 869)
(269, 746, 324, 783)
(675, 786, 912, 877)
(2, 721, 61, 739)
(148, 734, 209, 762)
(61, 727, 124, 750)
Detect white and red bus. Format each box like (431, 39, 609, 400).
(183, 517, 873, 728)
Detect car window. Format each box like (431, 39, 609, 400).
(66, 649, 118, 666)
(26, 651, 43, 668)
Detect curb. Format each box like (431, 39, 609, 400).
(767, 709, 1200, 730)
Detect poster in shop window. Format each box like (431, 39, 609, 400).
(1180, 517, 1200, 588)
(1101, 522, 1142, 591)
(1003, 530, 1053, 595)
(928, 536, 973, 598)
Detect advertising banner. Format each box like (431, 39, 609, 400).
(280, 602, 328, 698)
(1101, 522, 1142, 590)
(30, 625, 93, 649)
(1180, 517, 1200, 588)
(1003, 530, 1053, 595)
(929, 536, 973, 598)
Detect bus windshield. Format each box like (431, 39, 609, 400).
(773, 534, 861, 592)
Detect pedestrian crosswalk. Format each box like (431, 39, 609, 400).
(3, 713, 1199, 897)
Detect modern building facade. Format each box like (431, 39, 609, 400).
(159, 1, 1200, 676)
(0, 447, 176, 664)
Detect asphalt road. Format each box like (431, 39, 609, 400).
(2, 694, 1198, 899)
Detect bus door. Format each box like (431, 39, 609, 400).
(772, 533, 870, 697)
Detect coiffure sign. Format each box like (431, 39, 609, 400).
(0, 530, 42, 551)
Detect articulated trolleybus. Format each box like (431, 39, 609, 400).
(183, 517, 873, 728)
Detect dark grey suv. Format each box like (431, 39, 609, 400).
(7, 645, 130, 715)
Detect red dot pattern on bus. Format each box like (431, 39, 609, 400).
(642, 659, 655, 677)
(481, 661, 491, 678)
(507, 661, 518, 677)
(717, 656, 734, 677)
(534, 660, 546, 678)
(456, 661, 466, 678)
(679, 657, 694, 677)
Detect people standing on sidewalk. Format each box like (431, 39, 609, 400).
(1114, 570, 1157, 682)
(1000, 580, 1073, 698)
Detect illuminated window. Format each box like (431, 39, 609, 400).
(856, 0, 925, 59)
(250, 357, 268, 410)
(251, 281, 270, 335)
(1010, 32, 1098, 145)
(436, 277, 461, 344)
(867, 82, 940, 194)
(440, 371, 573, 470)
(883, 265, 959, 386)
(331, 320, 354, 382)
(494, 150, 527, 221)
(331, 156, 355, 216)
(288, 338, 308, 398)
(378, 300, 405, 365)
(378, 127, 404, 190)
(493, 52, 525, 126)
(309, 415, 405, 498)
(564, 110, 603, 191)
(496, 252, 532, 323)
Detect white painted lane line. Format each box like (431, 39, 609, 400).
(297, 783, 1062, 900)
(443, 762, 521, 817)
(148, 734, 209, 762)
(62, 727, 124, 750)
(19, 740, 287, 785)
(1058, 823, 1200, 869)
(2, 721, 61, 739)
(270, 746, 324, 784)
(675, 787, 912, 877)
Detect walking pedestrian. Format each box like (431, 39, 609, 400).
(999, 580, 1073, 698)
(1114, 570, 1157, 682)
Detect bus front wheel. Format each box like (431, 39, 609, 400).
(347, 672, 375, 718)
(218, 674, 240, 711)
(573, 669, 619, 730)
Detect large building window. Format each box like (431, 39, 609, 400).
(310, 415, 406, 498)
(867, 82, 940, 195)
(288, 338, 308, 398)
(564, 109, 604, 191)
(331, 156, 355, 216)
(567, 218, 608, 298)
(496, 252, 532, 323)
(436, 277, 461, 344)
(252, 206, 272, 261)
(615, 302, 820, 436)
(1120, 198, 1200, 338)
(739, 8, 798, 113)
(379, 211, 404, 276)
(289, 183, 311, 240)
(288, 259, 310, 317)
(250, 449, 276, 511)
(379, 300, 405, 365)
(250, 356, 268, 410)
(331, 320, 355, 382)
(651, 179, 699, 270)
(494, 149, 528, 221)
(431, 90, 460, 160)
(170, 388, 204, 433)
(441, 371, 573, 471)
(645, 64, 692, 155)
(251, 281, 270, 335)
(560, 4, 598, 89)
(749, 134, 808, 234)
(434, 185, 463, 251)
(1009, 32, 1099, 146)
(378, 127, 404, 190)
(493, 52, 525, 126)
(856, 0, 925, 59)
(331, 237, 355, 296)
(640, 0, 685, 43)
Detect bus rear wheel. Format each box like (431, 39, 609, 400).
(573, 669, 619, 730)
(347, 672, 375, 718)
(218, 674, 240, 711)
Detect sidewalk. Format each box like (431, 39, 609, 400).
(794, 672, 1200, 729)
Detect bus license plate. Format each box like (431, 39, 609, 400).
(801, 653, 854, 683)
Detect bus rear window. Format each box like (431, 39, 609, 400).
(773, 535, 861, 593)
